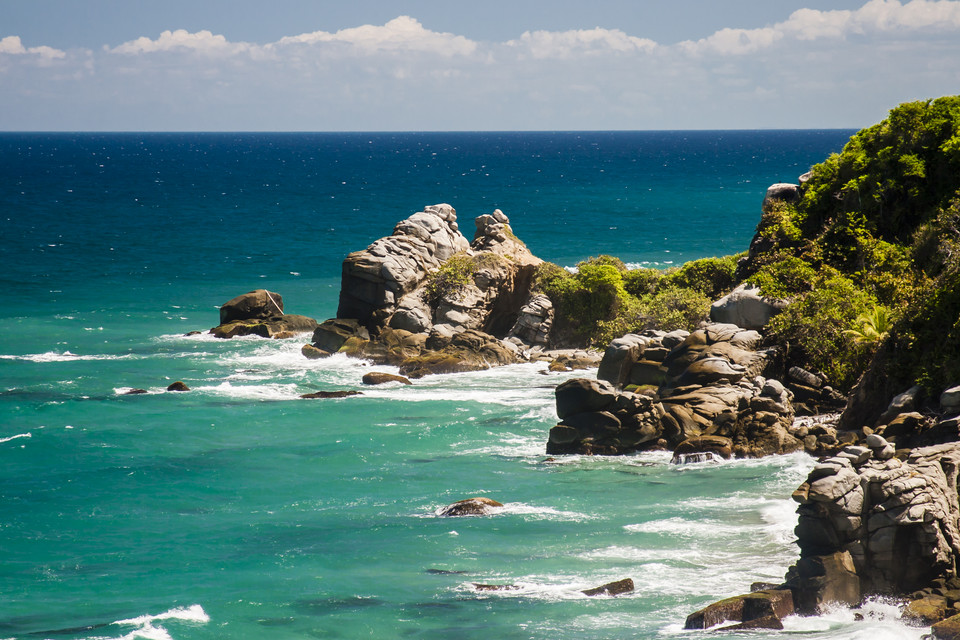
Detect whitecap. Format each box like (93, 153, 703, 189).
(76, 605, 209, 640)
(0, 432, 31, 444)
(196, 381, 302, 401)
(0, 351, 138, 363)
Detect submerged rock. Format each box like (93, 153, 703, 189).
(300, 390, 362, 399)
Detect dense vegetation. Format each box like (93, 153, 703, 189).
(534, 253, 738, 347)
(535, 95, 960, 403)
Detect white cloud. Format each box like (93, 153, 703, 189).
(109, 29, 253, 56)
(273, 16, 477, 57)
(0, 35, 66, 59)
(681, 0, 960, 55)
(507, 27, 657, 59)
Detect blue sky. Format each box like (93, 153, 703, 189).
(2, 0, 958, 131)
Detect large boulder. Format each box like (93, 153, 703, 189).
(710, 283, 788, 330)
(762, 183, 801, 209)
(219, 289, 284, 324)
(211, 290, 318, 339)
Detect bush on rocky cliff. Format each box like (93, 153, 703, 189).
(425, 253, 475, 305)
(535, 255, 721, 346)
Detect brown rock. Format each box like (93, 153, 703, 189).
(933, 613, 960, 639)
(166, 381, 190, 392)
(473, 583, 519, 592)
(903, 594, 950, 625)
(300, 390, 362, 399)
(437, 497, 504, 517)
(672, 435, 733, 462)
(582, 578, 634, 597)
(219, 289, 284, 324)
(685, 589, 794, 630)
(301, 344, 331, 360)
(362, 372, 412, 386)
(123, 388, 148, 395)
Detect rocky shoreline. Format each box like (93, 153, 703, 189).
(204, 192, 960, 635)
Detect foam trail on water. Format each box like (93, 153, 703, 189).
(0, 432, 31, 444)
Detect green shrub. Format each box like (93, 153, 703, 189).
(623, 267, 663, 297)
(638, 286, 712, 332)
(747, 256, 819, 298)
(766, 274, 877, 390)
(661, 255, 739, 299)
(425, 253, 475, 305)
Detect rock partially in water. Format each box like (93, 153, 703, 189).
(361, 372, 412, 386)
(166, 381, 190, 392)
(581, 578, 634, 597)
(219, 289, 284, 324)
(684, 589, 794, 630)
(300, 390, 362, 399)
(436, 497, 504, 517)
(301, 344, 331, 360)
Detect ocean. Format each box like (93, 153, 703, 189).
(0, 131, 927, 638)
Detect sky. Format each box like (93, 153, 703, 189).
(1, 0, 959, 131)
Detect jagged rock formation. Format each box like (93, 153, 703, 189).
(547, 323, 847, 458)
(337, 204, 469, 327)
(307, 205, 569, 375)
(209, 289, 318, 339)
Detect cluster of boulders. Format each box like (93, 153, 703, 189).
(299, 204, 589, 376)
(547, 322, 844, 459)
(685, 385, 960, 634)
(209, 289, 318, 339)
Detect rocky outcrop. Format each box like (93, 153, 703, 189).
(547, 323, 838, 458)
(210, 289, 318, 339)
(782, 437, 960, 616)
(338, 204, 469, 327)
(307, 205, 552, 376)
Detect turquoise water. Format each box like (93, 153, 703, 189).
(0, 132, 928, 638)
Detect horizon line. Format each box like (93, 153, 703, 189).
(0, 127, 860, 135)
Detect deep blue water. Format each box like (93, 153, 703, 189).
(1, 131, 925, 639)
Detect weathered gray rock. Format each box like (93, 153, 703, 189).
(507, 294, 553, 346)
(790, 440, 960, 607)
(710, 283, 788, 330)
(338, 204, 470, 326)
(762, 183, 801, 209)
(943, 385, 960, 414)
